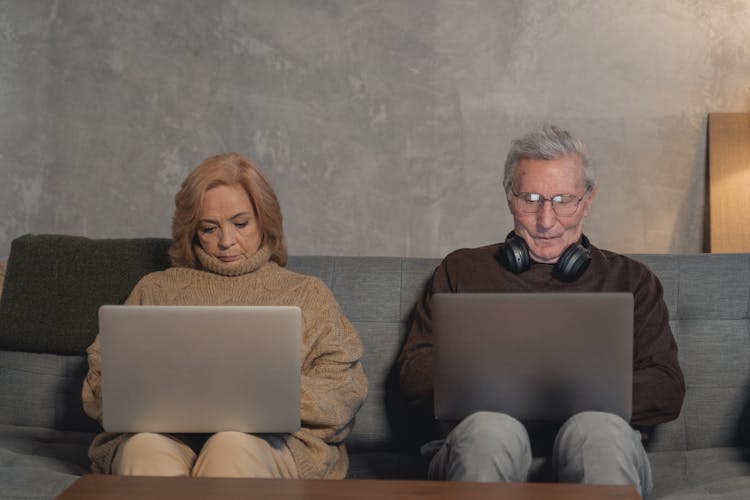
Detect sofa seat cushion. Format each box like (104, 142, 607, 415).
(650, 448, 750, 499)
(0, 423, 94, 499)
(656, 475, 750, 499)
(0, 466, 78, 500)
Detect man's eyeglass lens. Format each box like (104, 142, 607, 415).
(514, 192, 582, 216)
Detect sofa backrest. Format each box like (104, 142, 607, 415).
(0, 235, 748, 454)
(290, 253, 750, 454)
(285, 256, 440, 452)
(633, 254, 750, 453)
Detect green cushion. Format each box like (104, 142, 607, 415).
(0, 234, 172, 354)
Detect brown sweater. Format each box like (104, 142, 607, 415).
(82, 245, 368, 478)
(398, 242, 685, 432)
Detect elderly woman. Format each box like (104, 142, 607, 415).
(82, 153, 368, 478)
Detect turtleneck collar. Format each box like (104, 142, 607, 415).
(194, 244, 272, 277)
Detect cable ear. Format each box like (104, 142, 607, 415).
(500, 232, 591, 282)
(551, 234, 591, 282)
(499, 231, 530, 274)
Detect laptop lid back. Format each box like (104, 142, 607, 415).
(100, 305, 301, 433)
(433, 292, 633, 423)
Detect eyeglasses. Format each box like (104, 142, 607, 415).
(511, 191, 587, 216)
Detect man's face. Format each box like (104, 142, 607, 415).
(508, 154, 596, 264)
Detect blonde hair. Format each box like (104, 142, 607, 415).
(169, 153, 287, 268)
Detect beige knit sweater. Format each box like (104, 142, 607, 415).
(81, 245, 368, 478)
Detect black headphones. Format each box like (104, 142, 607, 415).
(499, 231, 592, 282)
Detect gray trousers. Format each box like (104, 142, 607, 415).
(426, 411, 652, 498)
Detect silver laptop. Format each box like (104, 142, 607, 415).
(99, 305, 302, 433)
(433, 293, 633, 423)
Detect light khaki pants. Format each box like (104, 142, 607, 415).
(112, 431, 299, 478)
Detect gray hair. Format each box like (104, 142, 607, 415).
(502, 124, 595, 196)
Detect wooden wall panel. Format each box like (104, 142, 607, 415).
(709, 113, 750, 252)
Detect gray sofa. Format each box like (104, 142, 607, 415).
(0, 234, 749, 499)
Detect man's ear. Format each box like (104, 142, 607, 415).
(583, 186, 598, 216)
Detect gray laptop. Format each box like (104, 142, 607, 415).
(433, 292, 633, 423)
(99, 305, 302, 433)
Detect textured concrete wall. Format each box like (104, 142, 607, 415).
(1, 1, 749, 260)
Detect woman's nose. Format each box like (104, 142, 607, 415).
(218, 229, 236, 249)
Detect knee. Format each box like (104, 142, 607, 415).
(554, 412, 651, 494)
(114, 433, 192, 476)
(121, 432, 165, 451)
(200, 431, 252, 458)
(436, 412, 532, 482)
(556, 411, 642, 459)
(193, 431, 273, 477)
(203, 431, 247, 448)
(559, 411, 633, 444)
(450, 411, 530, 457)
(118, 432, 176, 458)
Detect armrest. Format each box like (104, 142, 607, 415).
(0, 260, 5, 302)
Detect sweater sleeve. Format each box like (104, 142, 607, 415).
(297, 282, 368, 445)
(397, 261, 450, 411)
(631, 269, 685, 427)
(81, 334, 103, 424)
(81, 280, 147, 424)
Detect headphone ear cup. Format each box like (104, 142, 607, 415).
(552, 241, 591, 282)
(501, 231, 592, 281)
(501, 232, 530, 274)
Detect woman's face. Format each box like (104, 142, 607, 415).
(196, 184, 262, 264)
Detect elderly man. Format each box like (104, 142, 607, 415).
(397, 125, 684, 497)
